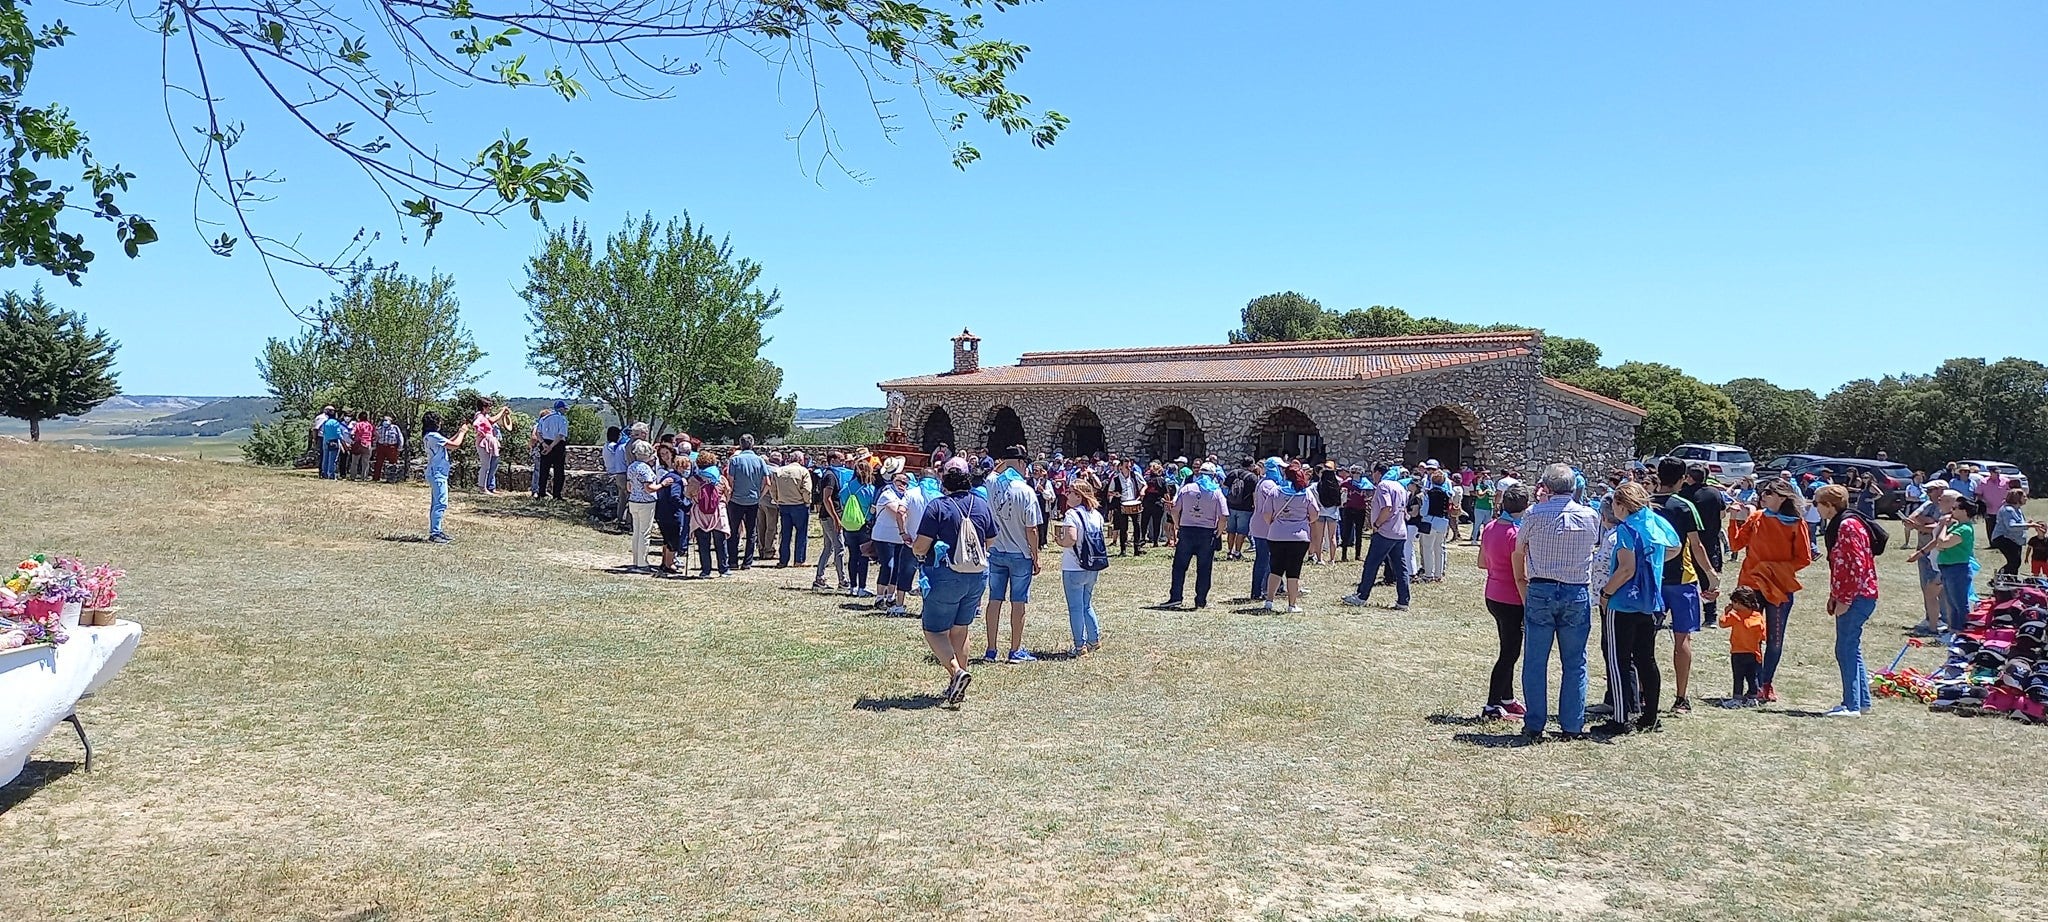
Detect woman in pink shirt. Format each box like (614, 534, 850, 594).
(1478, 483, 1533, 720)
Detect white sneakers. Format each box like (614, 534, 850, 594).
(1823, 706, 1862, 718)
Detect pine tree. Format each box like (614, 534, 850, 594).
(0, 286, 120, 440)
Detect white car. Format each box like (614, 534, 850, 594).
(1668, 443, 1755, 482)
(1956, 460, 2030, 495)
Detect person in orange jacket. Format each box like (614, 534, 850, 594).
(1726, 478, 1814, 703)
(1718, 587, 1770, 707)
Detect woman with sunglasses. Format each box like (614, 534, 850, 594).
(1727, 478, 1814, 703)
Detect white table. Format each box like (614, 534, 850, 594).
(0, 620, 142, 787)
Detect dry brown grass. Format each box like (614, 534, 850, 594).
(2, 440, 2045, 921)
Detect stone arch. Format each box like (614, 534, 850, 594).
(1142, 406, 1206, 462)
(1247, 405, 1324, 463)
(1405, 404, 1483, 470)
(981, 405, 1027, 453)
(1054, 405, 1107, 459)
(917, 405, 956, 453)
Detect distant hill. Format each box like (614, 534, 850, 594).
(797, 407, 880, 421)
(112, 397, 280, 437)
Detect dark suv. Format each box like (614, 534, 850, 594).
(1756, 454, 1828, 479)
(1786, 458, 1917, 517)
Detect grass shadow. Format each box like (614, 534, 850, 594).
(1775, 708, 1833, 719)
(468, 499, 597, 524)
(1425, 712, 1494, 728)
(853, 694, 947, 712)
(377, 534, 429, 543)
(0, 759, 79, 814)
(1450, 731, 1534, 749)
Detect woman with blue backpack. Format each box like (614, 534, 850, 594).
(1597, 481, 1680, 734)
(1057, 480, 1111, 656)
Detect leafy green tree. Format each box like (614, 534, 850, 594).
(5, 0, 1063, 282)
(1229, 292, 1330, 343)
(257, 267, 482, 437)
(1541, 337, 1603, 379)
(0, 285, 119, 439)
(523, 214, 792, 440)
(564, 404, 604, 445)
(1719, 377, 1820, 458)
(1564, 362, 1737, 456)
(256, 331, 335, 414)
(0, 2, 155, 282)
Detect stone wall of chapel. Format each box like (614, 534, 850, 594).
(888, 354, 1621, 476)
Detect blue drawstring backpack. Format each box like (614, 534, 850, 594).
(1609, 507, 1679, 613)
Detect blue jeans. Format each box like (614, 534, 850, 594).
(428, 473, 449, 536)
(1169, 527, 1216, 605)
(921, 565, 987, 634)
(875, 541, 916, 591)
(1759, 594, 1795, 687)
(1835, 595, 1876, 711)
(1353, 534, 1410, 605)
(986, 551, 1035, 603)
(1470, 506, 1492, 540)
(1063, 568, 1100, 648)
(1522, 582, 1592, 735)
(1250, 537, 1271, 600)
(321, 440, 342, 479)
(778, 505, 810, 566)
(1938, 562, 1973, 633)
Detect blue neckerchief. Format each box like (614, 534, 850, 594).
(1497, 513, 1522, 527)
(1263, 458, 1283, 484)
(1765, 510, 1800, 525)
(996, 467, 1024, 485)
(1383, 465, 1405, 482)
(1194, 474, 1221, 492)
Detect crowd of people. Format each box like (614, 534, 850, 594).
(371, 406, 2045, 718)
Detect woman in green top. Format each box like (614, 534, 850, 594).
(1908, 489, 1976, 636)
(1467, 471, 1496, 546)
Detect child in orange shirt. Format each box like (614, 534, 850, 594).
(1719, 587, 1769, 708)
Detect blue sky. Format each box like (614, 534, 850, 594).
(11, 1, 2043, 406)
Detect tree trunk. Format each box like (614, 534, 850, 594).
(28, 418, 39, 441)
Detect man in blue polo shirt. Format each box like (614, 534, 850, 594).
(726, 435, 769, 570)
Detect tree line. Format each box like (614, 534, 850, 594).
(1231, 292, 2048, 487)
(246, 213, 796, 465)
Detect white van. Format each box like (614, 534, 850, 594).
(1669, 443, 1756, 482)
(1957, 460, 2030, 495)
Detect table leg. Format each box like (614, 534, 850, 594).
(62, 713, 92, 772)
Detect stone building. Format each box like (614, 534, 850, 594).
(877, 329, 1644, 476)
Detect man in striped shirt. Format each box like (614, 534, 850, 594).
(1511, 463, 1602, 741)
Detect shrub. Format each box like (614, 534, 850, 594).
(243, 417, 310, 467)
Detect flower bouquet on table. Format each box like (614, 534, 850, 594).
(1, 558, 71, 648)
(72, 559, 124, 626)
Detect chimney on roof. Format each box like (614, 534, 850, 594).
(951, 328, 981, 374)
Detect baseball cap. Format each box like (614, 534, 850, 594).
(1424, 459, 1441, 470)
(1924, 479, 1950, 490)
(552, 399, 568, 410)
(1200, 462, 1221, 475)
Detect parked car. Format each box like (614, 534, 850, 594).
(1786, 458, 1917, 517)
(1955, 459, 2031, 496)
(1756, 453, 1828, 479)
(1668, 443, 1755, 482)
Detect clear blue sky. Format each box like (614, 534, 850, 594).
(11, 1, 2043, 406)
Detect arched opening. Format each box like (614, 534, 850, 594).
(918, 406, 955, 453)
(1405, 405, 1482, 470)
(1248, 406, 1323, 463)
(982, 405, 1027, 454)
(1143, 406, 1206, 462)
(1055, 405, 1106, 459)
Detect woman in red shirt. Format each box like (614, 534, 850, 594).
(1815, 485, 1879, 717)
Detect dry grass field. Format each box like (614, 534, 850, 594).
(3, 440, 2045, 921)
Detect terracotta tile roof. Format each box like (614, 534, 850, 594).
(1015, 331, 1542, 366)
(880, 347, 1532, 389)
(1540, 377, 1647, 419)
